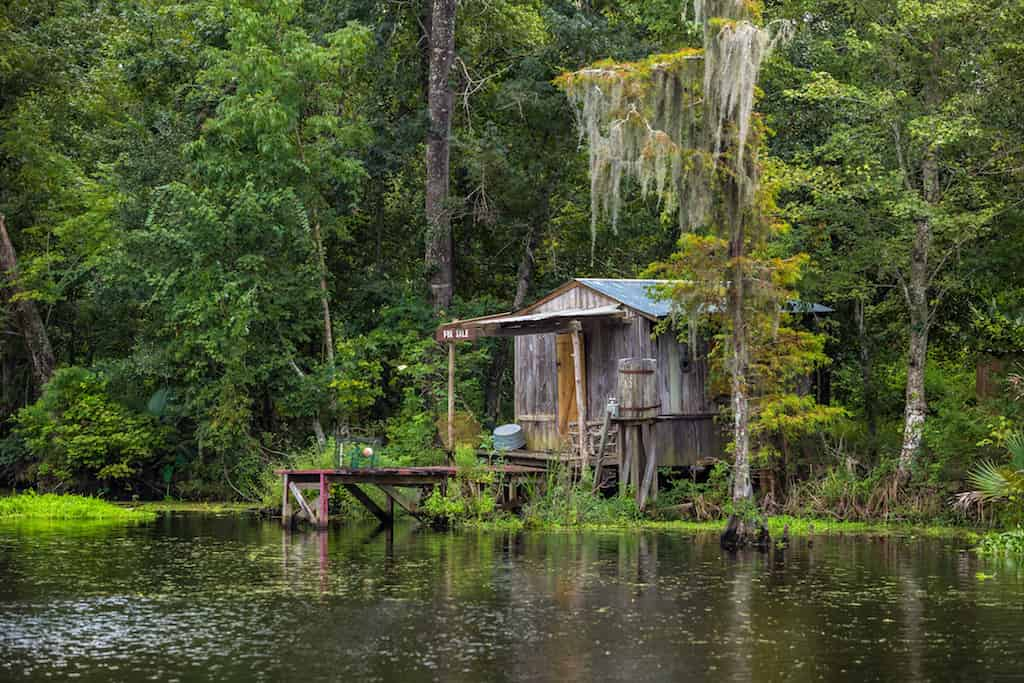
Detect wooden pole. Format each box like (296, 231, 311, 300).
(281, 473, 291, 527)
(593, 401, 612, 492)
(289, 482, 317, 523)
(570, 325, 588, 470)
(638, 421, 658, 511)
(626, 423, 634, 499)
(447, 342, 456, 459)
(319, 473, 330, 529)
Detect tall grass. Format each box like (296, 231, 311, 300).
(0, 492, 156, 521)
(521, 467, 641, 528)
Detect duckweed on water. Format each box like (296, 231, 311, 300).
(0, 492, 156, 522)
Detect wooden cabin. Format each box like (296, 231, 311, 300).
(438, 279, 725, 468)
(438, 278, 831, 505)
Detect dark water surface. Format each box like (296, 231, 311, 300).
(1, 515, 1023, 682)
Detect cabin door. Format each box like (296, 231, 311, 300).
(555, 333, 586, 437)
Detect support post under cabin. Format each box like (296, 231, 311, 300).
(448, 342, 456, 459)
(570, 323, 588, 469)
(638, 421, 658, 510)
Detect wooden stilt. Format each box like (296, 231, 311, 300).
(620, 425, 633, 494)
(448, 342, 456, 459)
(630, 424, 641, 497)
(616, 423, 624, 494)
(289, 482, 317, 523)
(319, 473, 329, 528)
(281, 473, 292, 527)
(593, 402, 611, 491)
(377, 484, 420, 517)
(638, 421, 658, 511)
(343, 484, 393, 525)
(649, 423, 658, 505)
(570, 325, 588, 469)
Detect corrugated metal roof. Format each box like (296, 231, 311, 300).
(576, 278, 832, 318)
(577, 279, 675, 318)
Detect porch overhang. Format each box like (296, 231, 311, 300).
(436, 305, 628, 342)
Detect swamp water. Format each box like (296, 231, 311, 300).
(1, 516, 1023, 682)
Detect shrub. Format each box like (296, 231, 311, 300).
(422, 446, 497, 526)
(15, 367, 169, 490)
(522, 467, 641, 527)
(657, 461, 731, 519)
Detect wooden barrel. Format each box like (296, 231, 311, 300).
(617, 358, 659, 419)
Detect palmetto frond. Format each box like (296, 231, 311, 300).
(1007, 431, 1024, 471)
(955, 460, 1024, 512)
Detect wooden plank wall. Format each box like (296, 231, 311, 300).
(515, 333, 559, 450)
(653, 416, 721, 465)
(514, 282, 723, 464)
(656, 332, 711, 414)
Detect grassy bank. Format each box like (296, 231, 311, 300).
(465, 511, 980, 540)
(642, 515, 979, 540)
(0, 493, 156, 522)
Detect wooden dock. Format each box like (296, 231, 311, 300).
(276, 465, 544, 528)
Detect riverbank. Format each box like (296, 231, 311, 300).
(458, 512, 983, 540)
(0, 493, 156, 522)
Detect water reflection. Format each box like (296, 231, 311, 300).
(0, 518, 1022, 682)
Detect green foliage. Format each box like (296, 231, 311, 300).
(0, 491, 155, 522)
(382, 390, 445, 466)
(14, 368, 168, 488)
(3, 0, 1023, 527)
(656, 461, 731, 519)
(422, 446, 498, 526)
(521, 469, 641, 527)
(977, 528, 1024, 555)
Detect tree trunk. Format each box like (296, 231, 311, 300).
(311, 220, 335, 366)
(728, 215, 752, 502)
(897, 39, 942, 483)
(897, 148, 938, 482)
(729, 285, 752, 502)
(855, 298, 878, 457)
(0, 214, 55, 395)
(424, 0, 456, 312)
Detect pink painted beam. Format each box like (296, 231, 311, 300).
(318, 473, 329, 529)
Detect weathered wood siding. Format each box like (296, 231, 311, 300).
(531, 283, 619, 313)
(652, 416, 721, 465)
(655, 332, 711, 414)
(514, 282, 722, 463)
(514, 333, 559, 450)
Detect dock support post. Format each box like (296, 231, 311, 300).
(344, 484, 393, 525)
(318, 473, 329, 529)
(281, 473, 292, 527)
(448, 342, 456, 460)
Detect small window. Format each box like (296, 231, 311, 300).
(679, 342, 692, 373)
